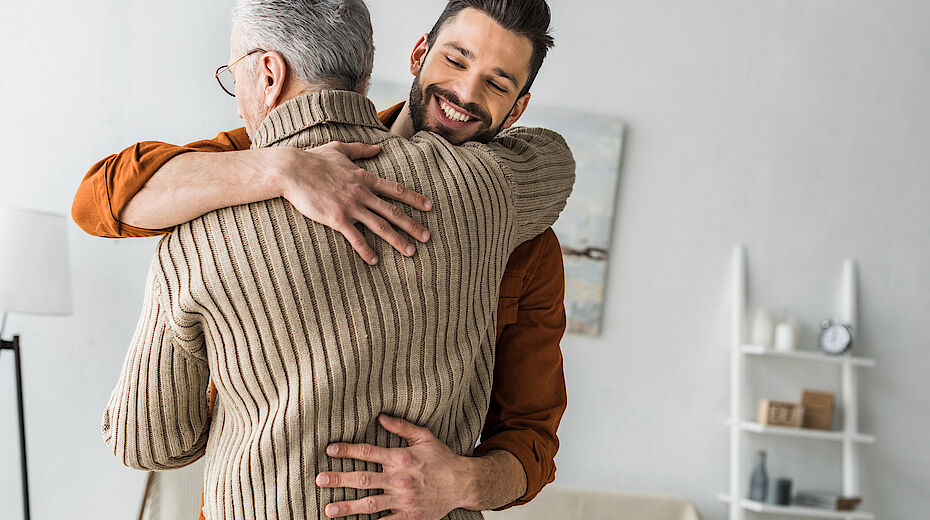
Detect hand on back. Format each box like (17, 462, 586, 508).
(278, 141, 432, 265)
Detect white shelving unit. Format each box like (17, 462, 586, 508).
(722, 245, 876, 520)
(718, 495, 875, 520)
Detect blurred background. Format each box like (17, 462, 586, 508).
(0, 0, 927, 518)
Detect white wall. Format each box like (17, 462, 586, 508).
(1, 1, 927, 519)
(0, 1, 239, 518)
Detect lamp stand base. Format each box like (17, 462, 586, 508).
(1, 335, 31, 520)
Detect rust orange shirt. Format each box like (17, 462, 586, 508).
(73, 103, 567, 510)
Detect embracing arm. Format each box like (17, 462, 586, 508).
(476, 127, 575, 245)
(72, 129, 250, 238)
(120, 146, 291, 230)
(72, 128, 431, 263)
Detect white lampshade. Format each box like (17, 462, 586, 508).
(0, 206, 72, 315)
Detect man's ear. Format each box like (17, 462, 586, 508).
(502, 92, 531, 129)
(409, 33, 429, 76)
(259, 51, 288, 109)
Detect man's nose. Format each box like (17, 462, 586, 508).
(455, 73, 484, 110)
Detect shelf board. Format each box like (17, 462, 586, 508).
(726, 420, 876, 444)
(740, 344, 876, 367)
(718, 494, 874, 519)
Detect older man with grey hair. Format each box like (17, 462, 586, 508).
(229, 0, 375, 140)
(101, 1, 574, 519)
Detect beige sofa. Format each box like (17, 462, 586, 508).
(484, 486, 702, 520)
(139, 465, 702, 520)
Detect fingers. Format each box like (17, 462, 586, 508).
(336, 223, 378, 265)
(326, 442, 393, 464)
(333, 141, 381, 161)
(372, 176, 433, 212)
(293, 142, 432, 261)
(354, 211, 417, 258)
(364, 196, 430, 243)
(315, 471, 387, 491)
(324, 495, 391, 518)
(377, 414, 434, 445)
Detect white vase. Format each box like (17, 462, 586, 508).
(751, 309, 775, 348)
(774, 318, 800, 351)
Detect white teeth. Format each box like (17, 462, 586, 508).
(439, 99, 471, 122)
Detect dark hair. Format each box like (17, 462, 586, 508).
(426, 0, 554, 98)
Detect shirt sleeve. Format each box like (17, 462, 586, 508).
(473, 229, 568, 509)
(72, 128, 251, 238)
(102, 239, 210, 470)
(473, 127, 575, 246)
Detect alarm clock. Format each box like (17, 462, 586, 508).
(818, 320, 853, 355)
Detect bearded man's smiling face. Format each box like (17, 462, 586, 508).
(407, 8, 534, 145)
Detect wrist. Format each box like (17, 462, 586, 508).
(458, 450, 527, 511)
(266, 147, 302, 198)
(457, 454, 485, 510)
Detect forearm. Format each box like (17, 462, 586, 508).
(487, 128, 575, 245)
(461, 449, 527, 511)
(120, 148, 288, 229)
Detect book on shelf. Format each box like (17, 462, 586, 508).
(794, 490, 862, 511)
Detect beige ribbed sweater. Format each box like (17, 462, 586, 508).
(103, 90, 574, 520)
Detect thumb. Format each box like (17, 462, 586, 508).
(339, 142, 381, 161)
(378, 414, 433, 445)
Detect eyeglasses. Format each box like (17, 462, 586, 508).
(215, 48, 265, 97)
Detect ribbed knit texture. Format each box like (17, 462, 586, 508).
(103, 90, 574, 520)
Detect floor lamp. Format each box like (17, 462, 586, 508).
(0, 206, 72, 520)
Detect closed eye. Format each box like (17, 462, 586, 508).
(446, 56, 465, 69)
(488, 80, 507, 94)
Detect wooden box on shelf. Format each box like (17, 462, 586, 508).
(801, 390, 835, 430)
(757, 399, 803, 427)
(795, 490, 862, 511)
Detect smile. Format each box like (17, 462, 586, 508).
(436, 95, 477, 123)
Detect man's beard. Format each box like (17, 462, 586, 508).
(408, 73, 503, 145)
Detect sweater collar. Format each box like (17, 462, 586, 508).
(252, 90, 387, 149)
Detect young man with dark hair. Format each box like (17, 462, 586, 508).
(427, 0, 554, 101)
(396, 0, 555, 145)
(81, 1, 569, 518)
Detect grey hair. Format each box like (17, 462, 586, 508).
(232, 0, 374, 93)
